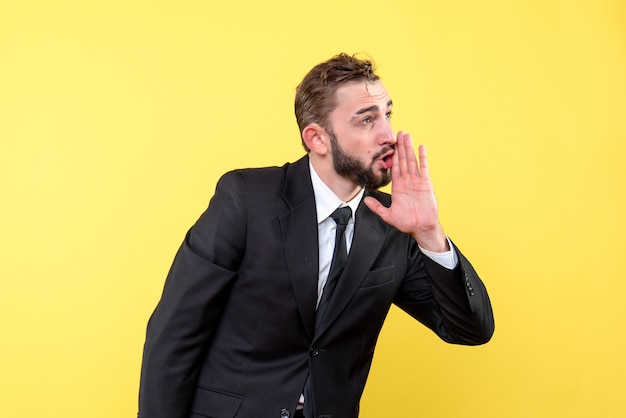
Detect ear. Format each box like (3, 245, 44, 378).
(302, 123, 330, 156)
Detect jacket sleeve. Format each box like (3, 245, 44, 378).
(138, 171, 247, 418)
(395, 241, 495, 345)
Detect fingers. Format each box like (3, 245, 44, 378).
(404, 134, 418, 175)
(395, 132, 419, 176)
(363, 196, 390, 222)
(418, 144, 430, 178)
(395, 131, 408, 174)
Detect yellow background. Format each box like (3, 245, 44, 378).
(1, 0, 625, 417)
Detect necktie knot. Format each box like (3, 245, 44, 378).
(331, 206, 351, 227)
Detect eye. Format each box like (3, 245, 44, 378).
(361, 116, 372, 124)
(386, 111, 393, 119)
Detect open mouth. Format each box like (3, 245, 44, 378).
(377, 150, 394, 170)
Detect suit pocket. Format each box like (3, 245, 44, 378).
(360, 265, 394, 288)
(190, 386, 243, 418)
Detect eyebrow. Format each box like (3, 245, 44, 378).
(355, 100, 393, 115)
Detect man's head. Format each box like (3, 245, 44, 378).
(295, 53, 380, 152)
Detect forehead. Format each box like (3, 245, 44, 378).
(332, 80, 391, 113)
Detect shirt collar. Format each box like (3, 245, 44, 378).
(309, 160, 364, 224)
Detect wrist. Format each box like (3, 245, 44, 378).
(412, 223, 449, 253)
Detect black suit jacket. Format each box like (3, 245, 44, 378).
(138, 155, 494, 418)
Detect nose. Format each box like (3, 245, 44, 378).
(378, 118, 396, 146)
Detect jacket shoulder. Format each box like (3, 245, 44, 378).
(217, 163, 290, 192)
(215, 157, 310, 205)
(366, 189, 392, 208)
(220, 156, 306, 185)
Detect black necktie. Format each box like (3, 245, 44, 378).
(315, 206, 352, 329)
(303, 206, 352, 418)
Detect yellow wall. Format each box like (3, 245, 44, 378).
(1, 1, 625, 417)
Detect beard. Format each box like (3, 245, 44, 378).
(328, 131, 393, 190)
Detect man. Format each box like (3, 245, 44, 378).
(138, 53, 494, 418)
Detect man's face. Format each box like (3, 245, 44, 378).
(326, 80, 396, 190)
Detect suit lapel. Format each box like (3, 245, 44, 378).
(279, 157, 319, 339)
(315, 196, 388, 338)
(278, 160, 390, 340)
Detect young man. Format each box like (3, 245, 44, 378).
(138, 53, 494, 418)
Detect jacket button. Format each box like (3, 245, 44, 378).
(310, 347, 319, 357)
(280, 408, 290, 418)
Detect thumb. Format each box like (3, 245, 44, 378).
(364, 196, 390, 221)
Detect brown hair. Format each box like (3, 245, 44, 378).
(294, 53, 379, 151)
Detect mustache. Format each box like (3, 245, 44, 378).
(372, 146, 395, 161)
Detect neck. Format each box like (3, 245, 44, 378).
(310, 156, 362, 202)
